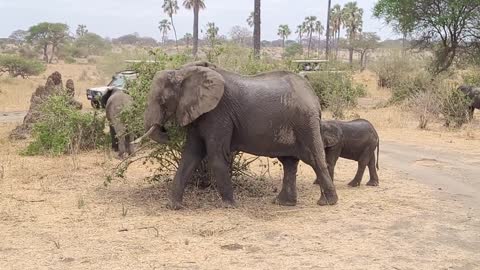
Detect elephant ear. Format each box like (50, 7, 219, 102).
(181, 61, 217, 69)
(175, 66, 225, 126)
(321, 122, 341, 148)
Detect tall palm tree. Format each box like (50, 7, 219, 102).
(342, 2, 363, 64)
(330, 4, 343, 59)
(325, 0, 332, 58)
(183, 0, 206, 57)
(158, 19, 171, 45)
(246, 12, 254, 28)
(315, 21, 324, 58)
(253, 0, 261, 59)
(296, 24, 304, 48)
(277, 24, 291, 50)
(163, 0, 179, 51)
(303, 16, 317, 57)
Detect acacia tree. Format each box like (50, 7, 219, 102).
(277, 24, 291, 50)
(76, 25, 88, 37)
(342, 2, 363, 64)
(351, 32, 380, 70)
(163, 0, 179, 51)
(253, 0, 261, 58)
(26, 22, 69, 63)
(183, 0, 206, 57)
(158, 19, 171, 45)
(9, 30, 28, 45)
(374, 0, 480, 74)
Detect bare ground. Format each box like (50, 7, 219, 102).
(0, 69, 479, 269)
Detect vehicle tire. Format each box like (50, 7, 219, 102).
(91, 100, 101, 109)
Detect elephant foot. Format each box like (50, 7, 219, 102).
(166, 200, 185, 210)
(348, 180, 361, 187)
(366, 180, 379, 186)
(220, 199, 238, 209)
(317, 191, 338, 206)
(272, 195, 297, 206)
(115, 153, 124, 160)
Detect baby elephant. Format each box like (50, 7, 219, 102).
(316, 119, 380, 187)
(101, 88, 135, 159)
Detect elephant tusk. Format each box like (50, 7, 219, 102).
(131, 125, 157, 144)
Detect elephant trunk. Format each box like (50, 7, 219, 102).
(142, 101, 170, 144)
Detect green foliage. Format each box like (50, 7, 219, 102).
(389, 71, 433, 104)
(462, 72, 480, 86)
(371, 51, 426, 89)
(26, 22, 70, 62)
(440, 89, 472, 128)
(283, 43, 303, 58)
(374, 0, 480, 74)
(64, 56, 76, 64)
(24, 95, 106, 156)
(0, 54, 46, 78)
(307, 72, 366, 119)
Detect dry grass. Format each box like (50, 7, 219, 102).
(0, 63, 105, 112)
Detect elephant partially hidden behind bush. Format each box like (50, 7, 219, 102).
(458, 85, 480, 119)
(137, 61, 338, 209)
(101, 88, 134, 159)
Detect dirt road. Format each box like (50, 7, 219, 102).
(0, 111, 26, 123)
(381, 140, 480, 213)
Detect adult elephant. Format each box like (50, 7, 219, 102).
(139, 61, 337, 209)
(458, 85, 480, 119)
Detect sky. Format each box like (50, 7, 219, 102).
(0, 0, 400, 41)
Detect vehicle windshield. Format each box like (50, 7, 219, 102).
(108, 75, 125, 88)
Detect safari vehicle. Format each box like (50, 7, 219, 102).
(292, 59, 329, 77)
(86, 70, 137, 108)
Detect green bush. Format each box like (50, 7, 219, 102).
(24, 95, 106, 156)
(462, 72, 480, 86)
(371, 51, 425, 88)
(307, 72, 366, 119)
(389, 71, 433, 103)
(440, 89, 472, 128)
(283, 43, 303, 58)
(0, 54, 45, 78)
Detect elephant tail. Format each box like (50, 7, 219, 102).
(376, 139, 380, 170)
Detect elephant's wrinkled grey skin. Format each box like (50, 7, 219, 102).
(101, 88, 135, 159)
(458, 85, 480, 119)
(315, 119, 380, 187)
(143, 62, 337, 209)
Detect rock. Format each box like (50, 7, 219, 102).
(9, 72, 83, 140)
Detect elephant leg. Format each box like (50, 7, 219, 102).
(168, 131, 206, 210)
(205, 139, 235, 206)
(109, 125, 119, 152)
(275, 156, 299, 206)
(366, 153, 379, 186)
(299, 122, 338, 206)
(126, 134, 135, 156)
(313, 147, 338, 184)
(348, 161, 367, 187)
(468, 107, 475, 120)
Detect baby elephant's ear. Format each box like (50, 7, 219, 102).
(175, 66, 225, 126)
(321, 122, 340, 148)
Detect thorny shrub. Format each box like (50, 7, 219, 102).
(24, 95, 106, 156)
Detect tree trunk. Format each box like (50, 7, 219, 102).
(49, 44, 56, 64)
(307, 32, 312, 57)
(349, 48, 353, 64)
(43, 44, 49, 63)
(325, 0, 332, 58)
(253, 0, 261, 59)
(318, 31, 321, 58)
(335, 29, 340, 60)
(192, 1, 199, 58)
(360, 51, 365, 71)
(170, 17, 178, 52)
